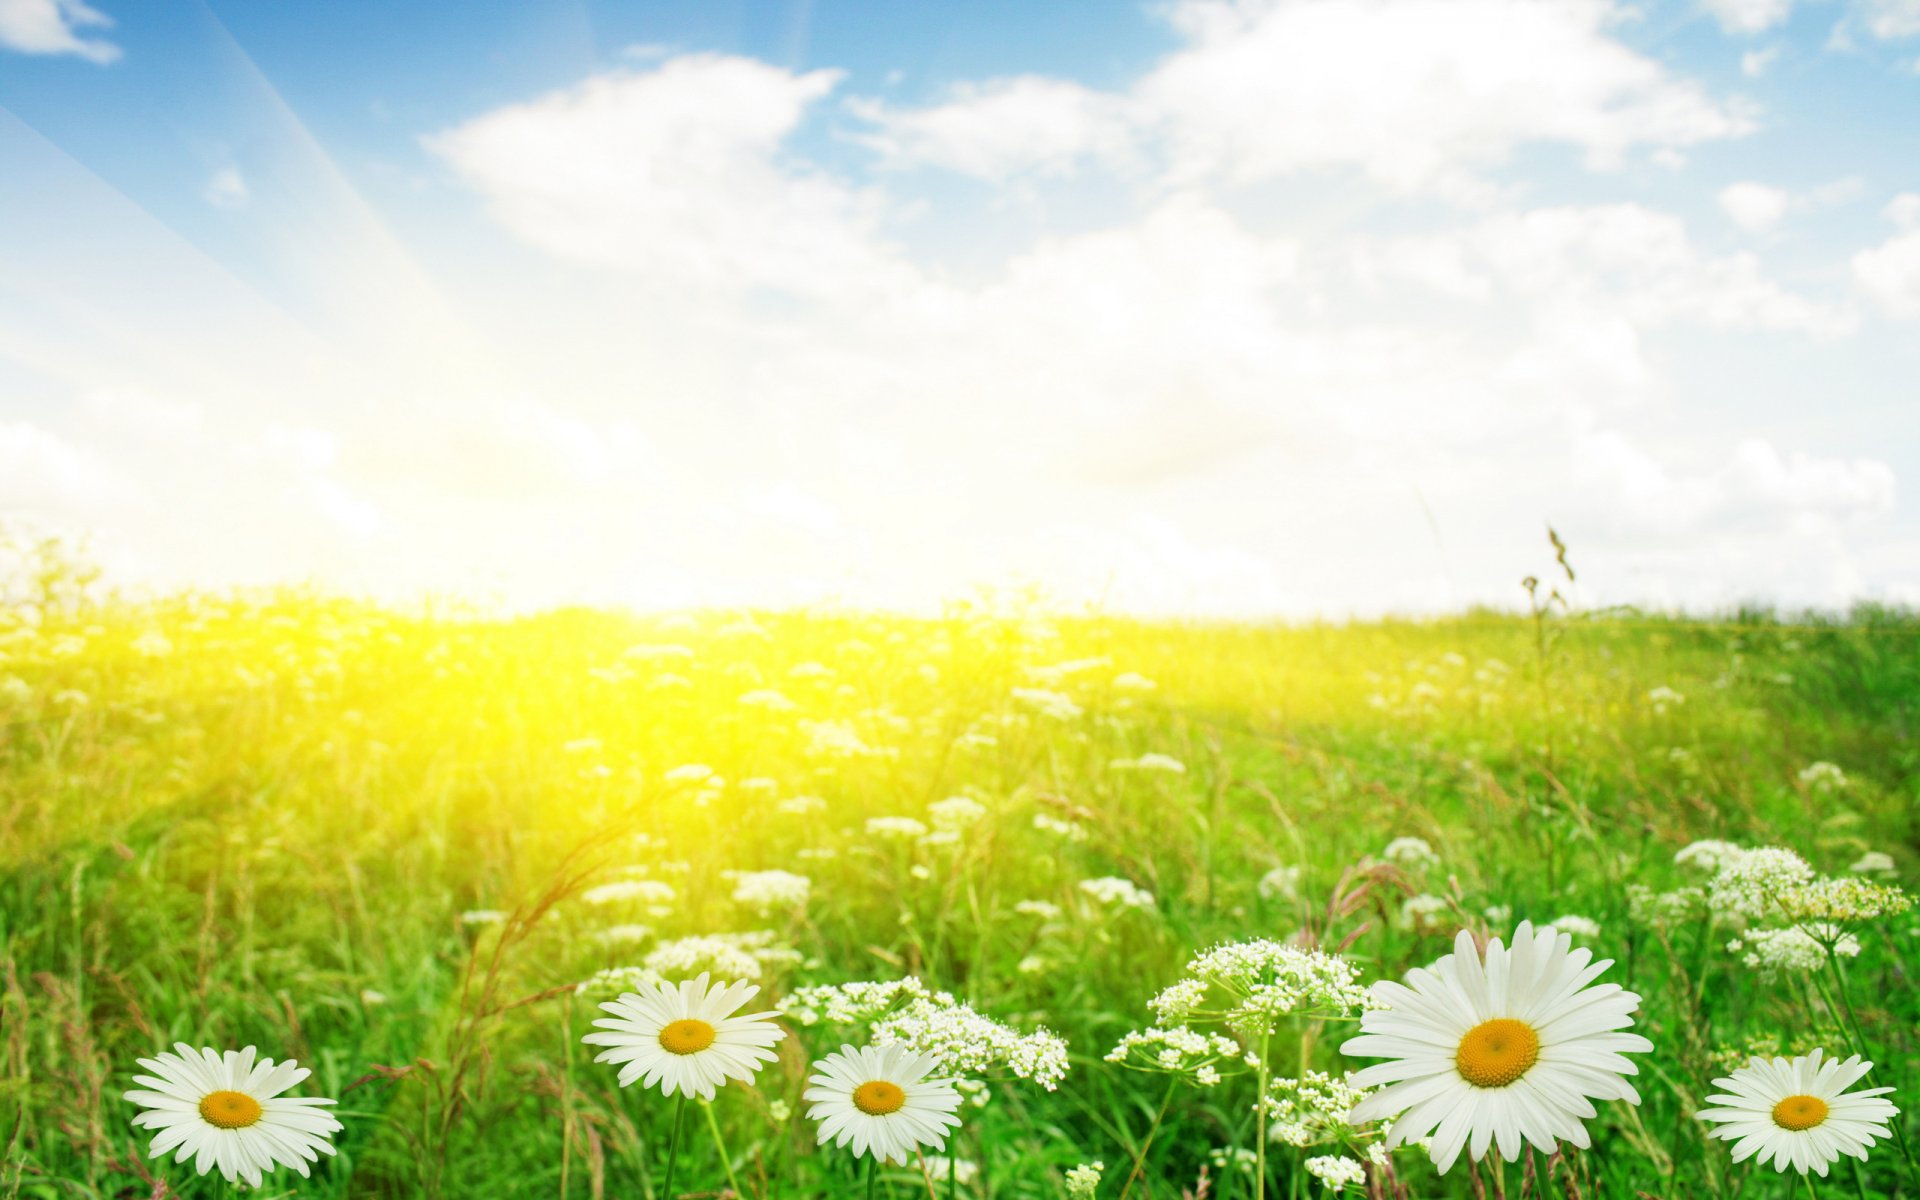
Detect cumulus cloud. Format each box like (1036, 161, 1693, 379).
(203, 167, 250, 210)
(427, 54, 907, 299)
(1852, 193, 1920, 316)
(1719, 181, 1790, 231)
(1702, 0, 1795, 33)
(850, 77, 1140, 179)
(0, 0, 118, 63)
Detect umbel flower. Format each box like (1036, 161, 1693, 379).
(124, 1044, 342, 1187)
(1698, 1050, 1899, 1175)
(1342, 922, 1652, 1173)
(582, 972, 785, 1098)
(804, 1042, 964, 1164)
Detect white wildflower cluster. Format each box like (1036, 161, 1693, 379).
(779, 978, 1070, 1091)
(1400, 893, 1451, 931)
(725, 869, 812, 915)
(1646, 686, 1685, 714)
(801, 719, 897, 760)
(575, 964, 662, 997)
(1080, 876, 1156, 911)
(1258, 865, 1302, 900)
(1263, 1069, 1374, 1147)
(459, 909, 506, 926)
(1034, 814, 1090, 842)
(928, 796, 988, 832)
(1014, 900, 1062, 920)
(1150, 940, 1375, 1037)
(921, 1157, 979, 1186)
(866, 816, 929, 840)
(1549, 914, 1601, 939)
(1210, 1148, 1258, 1175)
(1109, 753, 1186, 773)
(1305, 1155, 1368, 1193)
(1852, 851, 1897, 875)
(1778, 876, 1914, 924)
(581, 879, 677, 908)
(1626, 884, 1706, 928)
(1382, 837, 1437, 869)
(1798, 761, 1848, 792)
(1675, 840, 1747, 873)
(1011, 687, 1083, 721)
(1064, 1162, 1104, 1197)
(1104, 1025, 1242, 1084)
(1728, 926, 1862, 979)
(1706, 847, 1816, 920)
(644, 931, 801, 980)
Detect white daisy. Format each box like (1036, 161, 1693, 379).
(1698, 1049, 1898, 1176)
(1341, 922, 1652, 1173)
(124, 1043, 342, 1188)
(803, 1042, 964, 1165)
(581, 971, 785, 1098)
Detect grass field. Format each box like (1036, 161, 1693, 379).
(4, 578, 1919, 1198)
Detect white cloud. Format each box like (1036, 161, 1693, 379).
(850, 77, 1139, 180)
(0, 0, 118, 63)
(426, 54, 907, 299)
(1741, 46, 1781, 75)
(1719, 180, 1790, 231)
(1860, 0, 1920, 37)
(1853, 228, 1920, 316)
(1703, 0, 1795, 34)
(203, 166, 250, 210)
(0, 421, 132, 511)
(1137, 0, 1754, 195)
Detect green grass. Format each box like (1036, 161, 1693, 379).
(2, 592, 1917, 1198)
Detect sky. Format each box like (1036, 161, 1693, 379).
(2, 0, 1918, 617)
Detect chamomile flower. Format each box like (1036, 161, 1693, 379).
(804, 1042, 963, 1164)
(1697, 1050, 1898, 1176)
(1342, 922, 1652, 1174)
(581, 972, 784, 1099)
(124, 1044, 341, 1188)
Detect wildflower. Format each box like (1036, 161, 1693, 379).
(582, 880, 677, 908)
(460, 909, 507, 926)
(778, 795, 827, 815)
(1154, 940, 1372, 1036)
(804, 1043, 963, 1164)
(923, 1156, 980, 1185)
(1112, 671, 1156, 690)
(1343, 922, 1652, 1174)
(727, 869, 812, 914)
(1015, 900, 1061, 919)
(1778, 876, 1912, 924)
(1080, 877, 1155, 911)
(1798, 762, 1848, 792)
(1851, 852, 1897, 875)
(1011, 687, 1082, 720)
(1105, 1025, 1242, 1081)
(1258, 866, 1302, 900)
(929, 796, 987, 831)
(1647, 686, 1685, 714)
(1034, 814, 1089, 841)
(124, 1044, 341, 1187)
(1708, 847, 1815, 920)
(1676, 840, 1746, 873)
(664, 763, 717, 783)
(1065, 1161, 1105, 1197)
(867, 816, 929, 840)
(581, 973, 784, 1098)
(738, 688, 798, 711)
(1210, 1148, 1258, 1175)
(1401, 893, 1451, 931)
(1305, 1155, 1367, 1193)
(1698, 1050, 1898, 1175)
(645, 932, 800, 981)
(1264, 1070, 1373, 1147)
(1729, 926, 1861, 978)
(577, 965, 664, 998)
(1550, 914, 1601, 939)
(1382, 838, 1437, 869)
(1109, 753, 1186, 773)
(780, 979, 1071, 1090)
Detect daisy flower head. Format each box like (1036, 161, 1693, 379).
(124, 1043, 341, 1188)
(804, 1042, 963, 1165)
(1341, 922, 1652, 1174)
(1698, 1049, 1898, 1175)
(581, 972, 785, 1099)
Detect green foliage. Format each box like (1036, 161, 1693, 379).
(2, 594, 1916, 1198)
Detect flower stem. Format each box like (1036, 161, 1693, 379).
(1119, 1078, 1179, 1200)
(1255, 1033, 1271, 1200)
(866, 1156, 879, 1200)
(661, 1093, 688, 1200)
(1803, 1169, 1820, 1200)
(703, 1099, 745, 1199)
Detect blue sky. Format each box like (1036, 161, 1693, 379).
(3, 0, 1919, 614)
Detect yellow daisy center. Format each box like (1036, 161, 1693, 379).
(1455, 1019, 1541, 1088)
(658, 1018, 717, 1056)
(852, 1080, 907, 1116)
(198, 1090, 264, 1129)
(1772, 1094, 1830, 1131)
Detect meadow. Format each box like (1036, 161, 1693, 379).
(3, 556, 1918, 1198)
